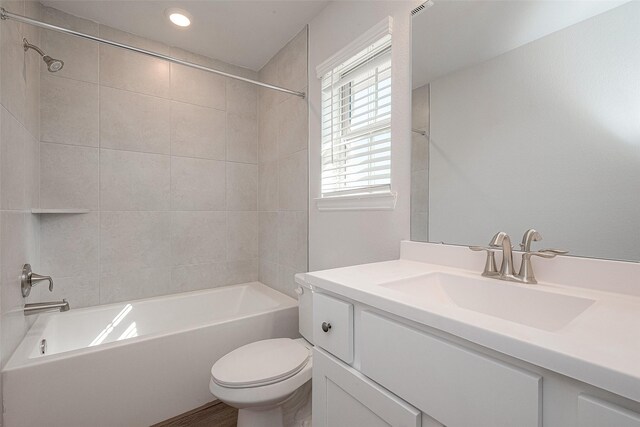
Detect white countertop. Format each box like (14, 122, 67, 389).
(302, 255, 640, 403)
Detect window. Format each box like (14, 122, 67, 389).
(317, 19, 395, 210)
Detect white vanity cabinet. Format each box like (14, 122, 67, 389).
(313, 348, 421, 427)
(311, 289, 640, 427)
(360, 311, 541, 427)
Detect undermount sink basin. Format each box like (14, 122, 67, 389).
(380, 272, 596, 332)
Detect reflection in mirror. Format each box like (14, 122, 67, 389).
(411, 1, 640, 262)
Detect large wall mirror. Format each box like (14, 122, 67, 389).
(411, 0, 640, 262)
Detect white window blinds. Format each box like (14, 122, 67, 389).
(320, 33, 392, 197)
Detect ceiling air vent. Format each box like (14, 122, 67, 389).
(411, 0, 434, 16)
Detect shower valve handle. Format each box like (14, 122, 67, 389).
(21, 264, 54, 297)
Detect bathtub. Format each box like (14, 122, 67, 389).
(2, 282, 299, 427)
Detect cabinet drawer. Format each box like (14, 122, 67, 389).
(578, 395, 640, 427)
(361, 311, 541, 427)
(313, 348, 421, 427)
(313, 293, 353, 363)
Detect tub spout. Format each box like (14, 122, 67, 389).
(24, 299, 70, 316)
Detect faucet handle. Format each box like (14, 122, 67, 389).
(539, 248, 568, 255)
(517, 248, 569, 284)
(469, 246, 500, 277)
(21, 264, 54, 297)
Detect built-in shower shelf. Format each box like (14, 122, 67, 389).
(31, 209, 90, 214)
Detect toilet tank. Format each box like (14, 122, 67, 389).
(294, 274, 314, 344)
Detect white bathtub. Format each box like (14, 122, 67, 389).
(2, 282, 299, 427)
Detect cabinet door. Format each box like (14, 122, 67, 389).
(313, 348, 421, 427)
(578, 395, 640, 427)
(361, 311, 542, 427)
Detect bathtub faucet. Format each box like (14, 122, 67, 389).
(24, 299, 70, 316)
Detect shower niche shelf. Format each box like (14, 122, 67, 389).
(31, 209, 90, 214)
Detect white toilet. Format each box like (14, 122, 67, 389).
(209, 278, 314, 427)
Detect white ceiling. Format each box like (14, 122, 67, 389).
(40, 0, 330, 71)
(412, 0, 630, 88)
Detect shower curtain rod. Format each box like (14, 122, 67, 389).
(0, 7, 306, 99)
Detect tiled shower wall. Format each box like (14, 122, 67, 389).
(32, 6, 261, 307)
(410, 84, 429, 242)
(0, 0, 42, 368)
(257, 28, 309, 298)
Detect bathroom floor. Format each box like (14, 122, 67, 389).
(152, 401, 238, 427)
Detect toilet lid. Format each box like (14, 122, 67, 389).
(211, 338, 310, 388)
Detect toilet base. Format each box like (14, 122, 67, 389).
(238, 406, 284, 427)
(236, 381, 312, 427)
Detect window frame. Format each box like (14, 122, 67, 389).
(315, 17, 397, 211)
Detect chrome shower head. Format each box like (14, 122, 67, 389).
(43, 55, 64, 72)
(23, 38, 64, 72)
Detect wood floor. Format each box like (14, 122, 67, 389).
(152, 401, 238, 427)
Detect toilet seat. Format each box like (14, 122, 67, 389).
(209, 338, 313, 409)
(211, 338, 310, 388)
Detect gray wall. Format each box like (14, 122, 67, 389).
(428, 2, 640, 261)
(0, 0, 42, 372)
(33, 6, 264, 309)
(308, 2, 415, 271)
(257, 28, 309, 298)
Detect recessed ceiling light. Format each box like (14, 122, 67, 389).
(165, 8, 192, 27)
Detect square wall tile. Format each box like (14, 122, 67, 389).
(278, 211, 308, 271)
(172, 262, 227, 293)
(258, 107, 278, 163)
(40, 75, 99, 147)
(1, 5, 26, 123)
(278, 149, 308, 211)
(25, 132, 39, 209)
(100, 86, 171, 154)
(26, 275, 99, 309)
(100, 267, 172, 305)
(1, 211, 28, 285)
(40, 143, 99, 210)
(259, 260, 278, 289)
(100, 149, 170, 211)
(171, 63, 226, 110)
(24, 16, 40, 142)
(171, 211, 226, 266)
(99, 25, 170, 98)
(100, 47, 170, 98)
(277, 263, 301, 298)
(226, 79, 257, 116)
(40, 212, 99, 278)
(226, 162, 257, 211)
(277, 96, 308, 158)
(258, 57, 285, 110)
(1, 108, 27, 209)
(171, 157, 226, 210)
(227, 212, 258, 262)
(278, 27, 308, 93)
(227, 113, 257, 164)
(258, 212, 278, 263)
(100, 211, 171, 274)
(171, 101, 226, 160)
(226, 259, 258, 285)
(41, 7, 100, 83)
(258, 160, 278, 212)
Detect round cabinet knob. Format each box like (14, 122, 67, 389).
(321, 322, 332, 333)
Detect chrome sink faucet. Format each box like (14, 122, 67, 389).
(490, 232, 516, 279)
(471, 229, 568, 284)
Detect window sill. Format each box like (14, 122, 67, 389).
(315, 192, 397, 211)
